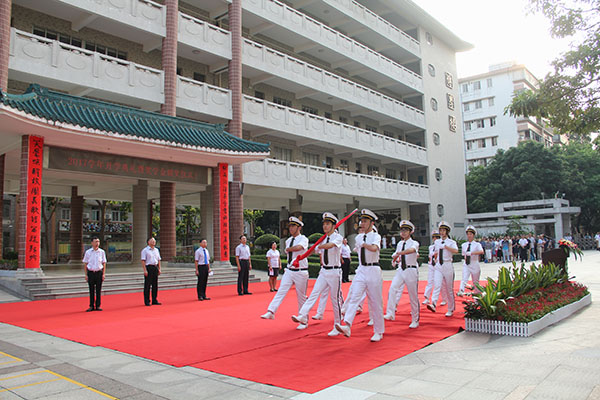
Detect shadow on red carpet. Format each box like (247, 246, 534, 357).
(0, 280, 469, 393)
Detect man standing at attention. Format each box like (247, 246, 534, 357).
(194, 238, 211, 301)
(427, 221, 458, 317)
(336, 209, 385, 342)
(235, 235, 252, 295)
(83, 237, 106, 312)
(340, 238, 352, 283)
(141, 237, 162, 306)
(457, 226, 484, 297)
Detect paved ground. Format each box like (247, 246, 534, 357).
(0, 251, 598, 399)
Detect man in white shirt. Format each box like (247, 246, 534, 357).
(518, 235, 530, 262)
(423, 230, 447, 307)
(428, 221, 458, 317)
(83, 237, 107, 312)
(141, 237, 162, 306)
(336, 209, 385, 342)
(340, 238, 351, 283)
(235, 235, 252, 295)
(385, 220, 420, 328)
(457, 226, 484, 297)
(595, 232, 600, 251)
(292, 213, 344, 336)
(194, 238, 211, 301)
(261, 217, 309, 320)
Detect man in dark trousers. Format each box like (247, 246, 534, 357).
(194, 238, 211, 301)
(141, 237, 162, 306)
(235, 235, 253, 295)
(82, 237, 106, 312)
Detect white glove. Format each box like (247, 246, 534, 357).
(465, 251, 471, 257)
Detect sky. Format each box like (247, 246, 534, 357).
(414, 0, 575, 79)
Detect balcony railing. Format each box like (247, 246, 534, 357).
(322, 0, 420, 57)
(9, 29, 164, 104)
(243, 95, 427, 165)
(243, 0, 423, 93)
(178, 12, 231, 59)
(242, 38, 425, 129)
(177, 76, 232, 120)
(243, 158, 430, 203)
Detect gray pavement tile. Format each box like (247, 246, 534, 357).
(504, 385, 536, 400)
(244, 382, 300, 398)
(207, 373, 255, 387)
(413, 365, 481, 386)
(143, 369, 198, 385)
(151, 377, 238, 400)
(470, 371, 539, 393)
(588, 385, 600, 400)
(88, 380, 146, 399)
(291, 386, 375, 400)
(0, 364, 36, 376)
(178, 366, 215, 378)
(340, 371, 406, 392)
(526, 381, 593, 400)
(369, 363, 429, 378)
(542, 365, 600, 388)
(380, 377, 460, 398)
(36, 387, 112, 400)
(0, 390, 25, 399)
(490, 361, 556, 380)
(363, 394, 412, 400)
(9, 377, 78, 399)
(446, 386, 507, 400)
(205, 386, 289, 400)
(121, 393, 169, 400)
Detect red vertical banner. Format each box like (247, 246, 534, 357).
(219, 163, 229, 261)
(25, 136, 44, 268)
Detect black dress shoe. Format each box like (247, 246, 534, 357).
(145, 303, 151, 306)
(243, 292, 252, 295)
(198, 298, 204, 301)
(203, 297, 211, 300)
(86, 307, 94, 312)
(152, 302, 162, 305)
(95, 308, 103, 311)
(238, 293, 243, 296)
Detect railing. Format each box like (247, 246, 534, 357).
(242, 95, 427, 165)
(9, 29, 164, 103)
(242, 38, 425, 129)
(177, 76, 232, 119)
(178, 12, 231, 59)
(243, 0, 423, 93)
(322, 0, 420, 56)
(243, 158, 430, 203)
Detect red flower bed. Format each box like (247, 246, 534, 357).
(498, 281, 588, 323)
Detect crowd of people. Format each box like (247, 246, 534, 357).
(477, 234, 555, 264)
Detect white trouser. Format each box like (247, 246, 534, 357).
(431, 262, 455, 312)
(343, 265, 384, 334)
(299, 268, 343, 325)
(314, 288, 330, 317)
(267, 269, 308, 314)
(459, 263, 481, 293)
(423, 264, 447, 302)
(386, 267, 419, 322)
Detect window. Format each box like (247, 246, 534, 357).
(326, 156, 333, 169)
(112, 210, 125, 222)
(60, 208, 71, 220)
(324, 112, 332, 119)
(446, 93, 455, 110)
(368, 165, 379, 176)
(339, 116, 348, 124)
(449, 116, 457, 132)
(383, 130, 395, 138)
(302, 105, 318, 115)
(355, 162, 362, 174)
(91, 209, 100, 221)
(302, 152, 319, 166)
(464, 121, 471, 131)
(386, 169, 396, 179)
(475, 100, 482, 109)
(479, 138, 486, 148)
(273, 96, 292, 107)
(426, 32, 433, 45)
(490, 116, 496, 126)
(254, 90, 265, 99)
(487, 78, 493, 87)
(488, 97, 494, 106)
(193, 72, 206, 82)
(34, 26, 82, 48)
(365, 125, 377, 133)
(473, 81, 481, 90)
(476, 119, 485, 129)
(433, 132, 440, 145)
(492, 136, 498, 146)
(466, 140, 473, 150)
(427, 64, 436, 77)
(445, 72, 454, 89)
(435, 168, 442, 181)
(462, 83, 469, 93)
(340, 159, 348, 170)
(463, 102, 470, 112)
(176, 67, 183, 75)
(437, 204, 444, 217)
(430, 98, 438, 111)
(3, 201, 10, 218)
(273, 146, 292, 161)
(353, 121, 361, 128)
(85, 40, 127, 60)
(417, 175, 424, 184)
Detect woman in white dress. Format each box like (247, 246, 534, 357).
(266, 242, 281, 292)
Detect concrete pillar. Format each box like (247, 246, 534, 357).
(159, 181, 176, 261)
(0, 0, 11, 91)
(69, 186, 84, 263)
(289, 190, 302, 216)
(554, 215, 563, 243)
(132, 180, 148, 263)
(228, 0, 244, 256)
(160, 0, 178, 116)
(0, 154, 4, 257)
(147, 199, 153, 239)
(200, 187, 213, 253)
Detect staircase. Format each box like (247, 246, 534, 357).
(19, 266, 262, 301)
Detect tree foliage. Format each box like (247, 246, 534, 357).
(506, 0, 600, 140)
(466, 141, 600, 233)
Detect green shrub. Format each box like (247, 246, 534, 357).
(173, 255, 193, 263)
(254, 234, 280, 249)
(0, 259, 18, 270)
(308, 233, 324, 243)
(3, 251, 18, 260)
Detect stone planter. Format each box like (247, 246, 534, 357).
(465, 293, 592, 337)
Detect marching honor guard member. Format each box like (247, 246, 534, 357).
(384, 220, 420, 328)
(423, 231, 447, 306)
(292, 213, 344, 337)
(427, 221, 458, 317)
(457, 226, 484, 296)
(336, 209, 385, 342)
(260, 217, 309, 323)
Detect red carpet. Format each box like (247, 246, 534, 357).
(0, 280, 468, 393)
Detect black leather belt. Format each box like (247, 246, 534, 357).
(401, 265, 417, 270)
(288, 268, 308, 271)
(322, 266, 341, 269)
(364, 263, 379, 266)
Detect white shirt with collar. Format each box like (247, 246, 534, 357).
(83, 248, 106, 271)
(194, 247, 210, 265)
(266, 249, 281, 268)
(392, 238, 419, 267)
(340, 243, 351, 259)
(285, 234, 309, 269)
(319, 231, 343, 267)
(141, 246, 161, 265)
(518, 238, 529, 248)
(355, 230, 381, 266)
(461, 240, 483, 265)
(434, 238, 457, 264)
(235, 243, 251, 260)
(428, 244, 436, 265)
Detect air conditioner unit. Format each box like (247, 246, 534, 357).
(82, 213, 90, 219)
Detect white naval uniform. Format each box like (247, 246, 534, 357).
(423, 245, 447, 302)
(342, 230, 384, 335)
(431, 237, 458, 312)
(460, 240, 483, 293)
(298, 232, 344, 325)
(266, 234, 309, 314)
(386, 238, 420, 322)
